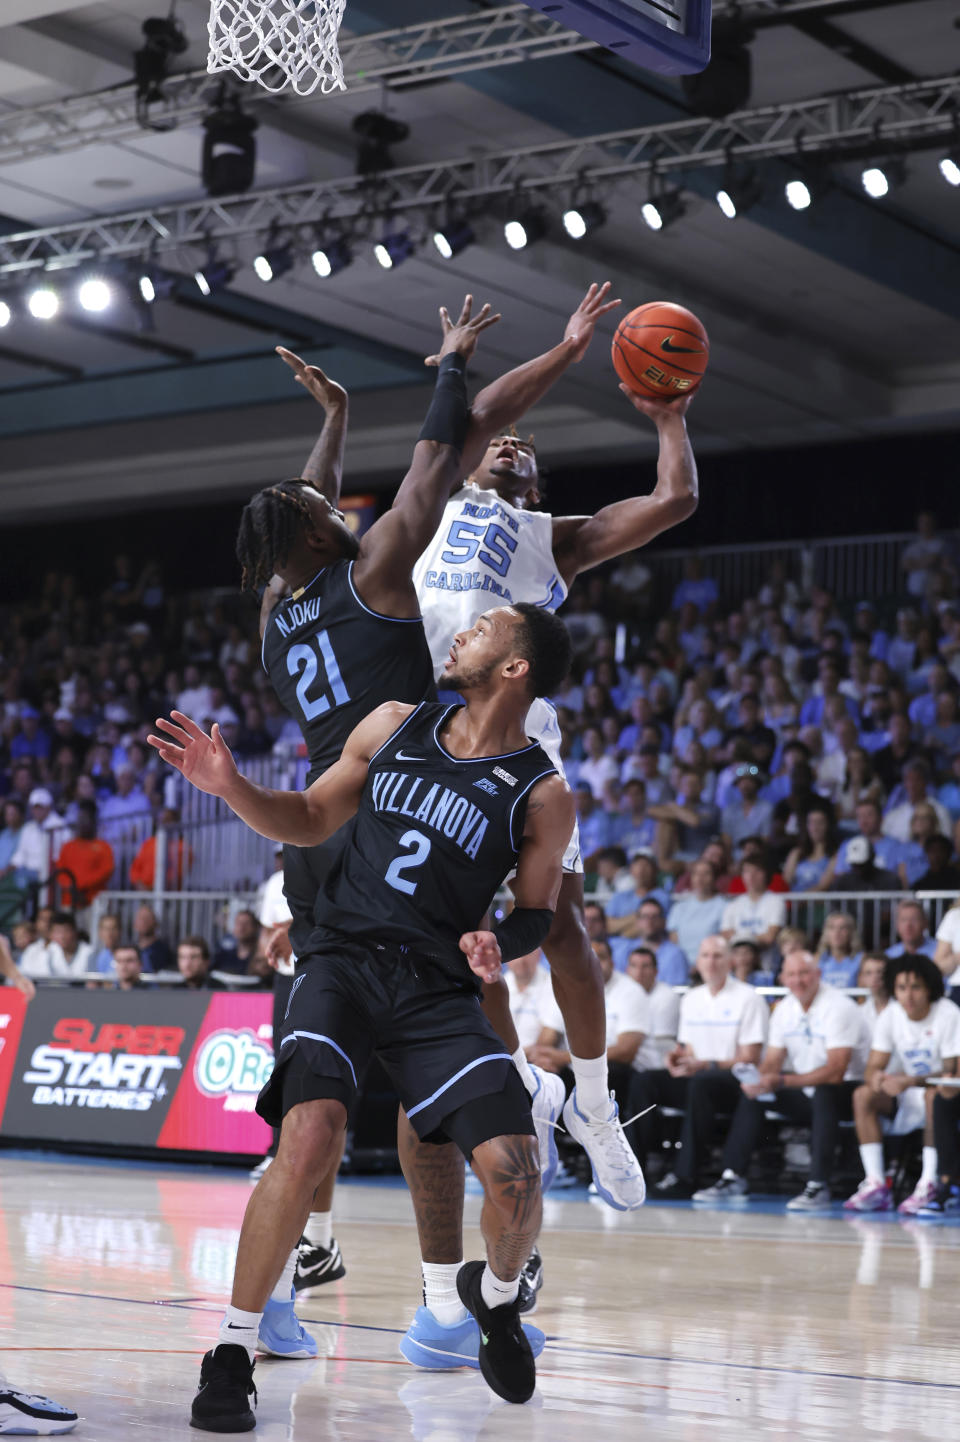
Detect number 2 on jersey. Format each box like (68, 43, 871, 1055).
(286, 630, 350, 722)
(384, 830, 432, 895)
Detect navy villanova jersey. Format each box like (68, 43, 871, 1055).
(262, 560, 436, 785)
(310, 701, 559, 985)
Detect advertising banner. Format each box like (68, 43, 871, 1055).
(0, 989, 273, 1156)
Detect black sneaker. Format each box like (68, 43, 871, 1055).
(517, 1247, 543, 1315)
(190, 1344, 257, 1433)
(293, 1238, 346, 1294)
(456, 1261, 535, 1404)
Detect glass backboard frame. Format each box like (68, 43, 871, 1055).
(522, 0, 712, 75)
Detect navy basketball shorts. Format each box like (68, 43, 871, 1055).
(256, 940, 534, 1156)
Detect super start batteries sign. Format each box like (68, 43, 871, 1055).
(0, 989, 274, 1155)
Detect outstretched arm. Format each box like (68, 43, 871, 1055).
(278, 348, 349, 504)
(551, 388, 698, 586)
(147, 703, 411, 846)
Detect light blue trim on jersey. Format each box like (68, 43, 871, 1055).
(508, 767, 561, 853)
(406, 1051, 511, 1120)
(432, 704, 540, 764)
(537, 572, 566, 612)
(280, 1029, 357, 1087)
(347, 561, 424, 622)
(260, 567, 328, 672)
(368, 699, 430, 767)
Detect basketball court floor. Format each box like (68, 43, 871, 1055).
(1, 1153, 957, 1440)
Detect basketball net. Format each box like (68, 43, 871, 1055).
(207, 0, 347, 96)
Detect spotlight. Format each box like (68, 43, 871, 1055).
(939, 152, 960, 187)
(78, 277, 112, 312)
(785, 177, 812, 210)
(503, 205, 548, 251)
(0, 300, 10, 328)
(861, 158, 905, 199)
(133, 14, 188, 105)
(28, 287, 59, 320)
(202, 95, 258, 197)
(374, 231, 414, 270)
(139, 273, 156, 303)
(641, 190, 685, 232)
(137, 263, 176, 304)
(311, 238, 352, 277)
(432, 219, 476, 260)
(715, 165, 762, 220)
(562, 200, 606, 240)
(352, 110, 410, 176)
(252, 235, 294, 283)
(194, 255, 234, 296)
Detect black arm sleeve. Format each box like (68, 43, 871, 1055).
(417, 352, 469, 453)
(493, 907, 554, 963)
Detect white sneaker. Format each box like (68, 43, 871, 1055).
(562, 1088, 646, 1211)
(692, 1173, 748, 1203)
(0, 1388, 77, 1434)
(898, 1178, 938, 1216)
(528, 1066, 566, 1191)
(786, 1181, 832, 1212)
(843, 1177, 892, 1213)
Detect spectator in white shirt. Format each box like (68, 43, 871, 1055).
(10, 788, 62, 885)
(534, 939, 648, 1114)
(695, 950, 870, 1210)
(844, 956, 960, 1216)
(882, 760, 951, 844)
(630, 935, 768, 1199)
(625, 947, 680, 1073)
(19, 911, 93, 979)
(578, 727, 619, 801)
(720, 857, 786, 961)
(934, 897, 960, 987)
(505, 951, 555, 1053)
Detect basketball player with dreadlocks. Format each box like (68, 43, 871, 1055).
(294, 315, 699, 1235)
(231, 285, 620, 1369)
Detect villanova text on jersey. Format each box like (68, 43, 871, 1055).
(309, 701, 560, 985)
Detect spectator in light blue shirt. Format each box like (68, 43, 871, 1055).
(0, 798, 25, 874)
(938, 751, 960, 819)
(721, 765, 774, 858)
(90, 912, 121, 974)
(606, 851, 671, 921)
(671, 556, 718, 615)
(815, 912, 864, 989)
(667, 859, 727, 963)
(834, 798, 902, 876)
(885, 898, 937, 962)
(610, 896, 689, 982)
(575, 783, 614, 862)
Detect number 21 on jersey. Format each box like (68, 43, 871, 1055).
(286, 629, 350, 721)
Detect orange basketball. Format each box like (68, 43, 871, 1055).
(611, 301, 709, 401)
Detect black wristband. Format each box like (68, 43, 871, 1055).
(417, 351, 469, 453)
(492, 906, 554, 963)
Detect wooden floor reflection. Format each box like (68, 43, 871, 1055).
(1, 1155, 958, 1440)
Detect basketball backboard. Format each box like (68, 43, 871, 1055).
(520, 0, 711, 75)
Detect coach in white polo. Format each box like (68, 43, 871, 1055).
(698, 950, 870, 1211)
(629, 935, 768, 1199)
(505, 950, 556, 1053)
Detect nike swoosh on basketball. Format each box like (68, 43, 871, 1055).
(396, 750, 423, 762)
(660, 335, 702, 354)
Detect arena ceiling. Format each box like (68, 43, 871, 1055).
(0, 0, 958, 522)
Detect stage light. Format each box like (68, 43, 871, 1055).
(715, 165, 762, 220)
(311, 238, 352, 277)
(562, 200, 606, 240)
(504, 206, 548, 251)
(939, 152, 960, 186)
(202, 95, 258, 197)
(252, 237, 294, 283)
(641, 190, 684, 232)
(785, 177, 812, 210)
(0, 300, 10, 328)
(28, 287, 58, 320)
(194, 255, 234, 296)
(861, 158, 905, 200)
(133, 14, 188, 105)
(139, 273, 156, 303)
(433, 219, 476, 260)
(78, 277, 111, 312)
(374, 230, 414, 269)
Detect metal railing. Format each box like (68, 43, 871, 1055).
(89, 890, 261, 954)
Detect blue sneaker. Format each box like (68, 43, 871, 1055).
(0, 1388, 78, 1435)
(528, 1066, 565, 1192)
(916, 1182, 960, 1220)
(400, 1306, 545, 1370)
(257, 1289, 319, 1358)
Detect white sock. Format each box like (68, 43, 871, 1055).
(570, 1053, 609, 1116)
(859, 1142, 884, 1182)
(921, 1146, 939, 1185)
(218, 1305, 261, 1361)
(269, 1248, 298, 1303)
(512, 1047, 538, 1098)
(303, 1211, 333, 1250)
(721, 1168, 741, 1182)
(480, 1264, 519, 1311)
(422, 1261, 468, 1326)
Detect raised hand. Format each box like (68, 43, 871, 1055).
(147, 711, 239, 797)
(459, 929, 503, 985)
(563, 281, 622, 363)
(618, 381, 695, 422)
(276, 347, 348, 411)
(425, 294, 501, 367)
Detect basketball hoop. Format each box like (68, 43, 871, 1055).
(206, 0, 347, 96)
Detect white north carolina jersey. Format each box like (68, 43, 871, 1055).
(413, 483, 567, 680)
